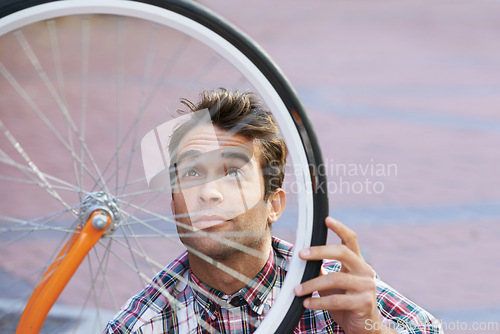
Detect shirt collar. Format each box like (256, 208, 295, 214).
(189, 245, 278, 317)
(239, 245, 278, 314)
(188, 270, 224, 320)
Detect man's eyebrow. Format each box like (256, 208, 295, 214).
(175, 148, 253, 166)
(221, 150, 253, 165)
(175, 150, 201, 164)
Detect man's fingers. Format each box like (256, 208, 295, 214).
(302, 293, 375, 312)
(326, 217, 361, 256)
(294, 272, 374, 297)
(299, 244, 368, 275)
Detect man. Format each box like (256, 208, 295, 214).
(105, 89, 442, 333)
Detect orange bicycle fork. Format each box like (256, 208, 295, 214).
(16, 192, 118, 334)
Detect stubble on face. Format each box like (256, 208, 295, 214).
(174, 198, 271, 262)
(171, 126, 271, 262)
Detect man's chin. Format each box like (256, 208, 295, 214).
(181, 237, 234, 261)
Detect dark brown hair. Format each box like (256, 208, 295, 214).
(169, 88, 287, 200)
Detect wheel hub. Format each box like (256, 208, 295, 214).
(79, 191, 119, 235)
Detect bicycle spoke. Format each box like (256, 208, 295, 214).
(47, 19, 85, 203)
(113, 21, 157, 199)
(108, 220, 268, 302)
(0, 120, 75, 215)
(124, 226, 155, 279)
(101, 236, 221, 334)
(14, 29, 108, 193)
(72, 251, 107, 333)
(0, 174, 76, 192)
(90, 242, 117, 315)
(0, 213, 76, 235)
(0, 63, 100, 187)
(116, 203, 264, 259)
(79, 16, 90, 196)
(100, 33, 192, 195)
(101, 48, 226, 206)
(117, 195, 165, 278)
(0, 153, 85, 195)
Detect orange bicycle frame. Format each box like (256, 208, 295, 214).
(16, 209, 112, 334)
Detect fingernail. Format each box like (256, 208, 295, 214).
(294, 285, 302, 295)
(327, 217, 337, 226)
(303, 298, 310, 308)
(299, 248, 310, 258)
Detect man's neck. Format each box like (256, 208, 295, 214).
(187, 240, 272, 295)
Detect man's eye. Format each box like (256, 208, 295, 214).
(226, 168, 243, 177)
(183, 169, 199, 177)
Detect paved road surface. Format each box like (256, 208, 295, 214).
(1, 0, 499, 333)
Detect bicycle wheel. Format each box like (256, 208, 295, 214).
(0, 1, 328, 333)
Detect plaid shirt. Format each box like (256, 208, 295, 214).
(105, 237, 442, 333)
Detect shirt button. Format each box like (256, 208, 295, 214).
(253, 298, 262, 307)
(230, 296, 244, 307)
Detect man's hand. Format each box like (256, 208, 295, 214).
(294, 217, 396, 333)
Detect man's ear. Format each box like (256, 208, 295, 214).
(267, 188, 286, 224)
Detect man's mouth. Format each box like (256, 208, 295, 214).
(192, 215, 228, 230)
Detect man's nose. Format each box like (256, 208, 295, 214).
(198, 181, 223, 204)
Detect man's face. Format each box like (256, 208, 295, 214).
(171, 124, 272, 260)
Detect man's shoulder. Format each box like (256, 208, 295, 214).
(143, 250, 191, 305)
(104, 251, 191, 333)
(271, 236, 295, 273)
(272, 236, 294, 259)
